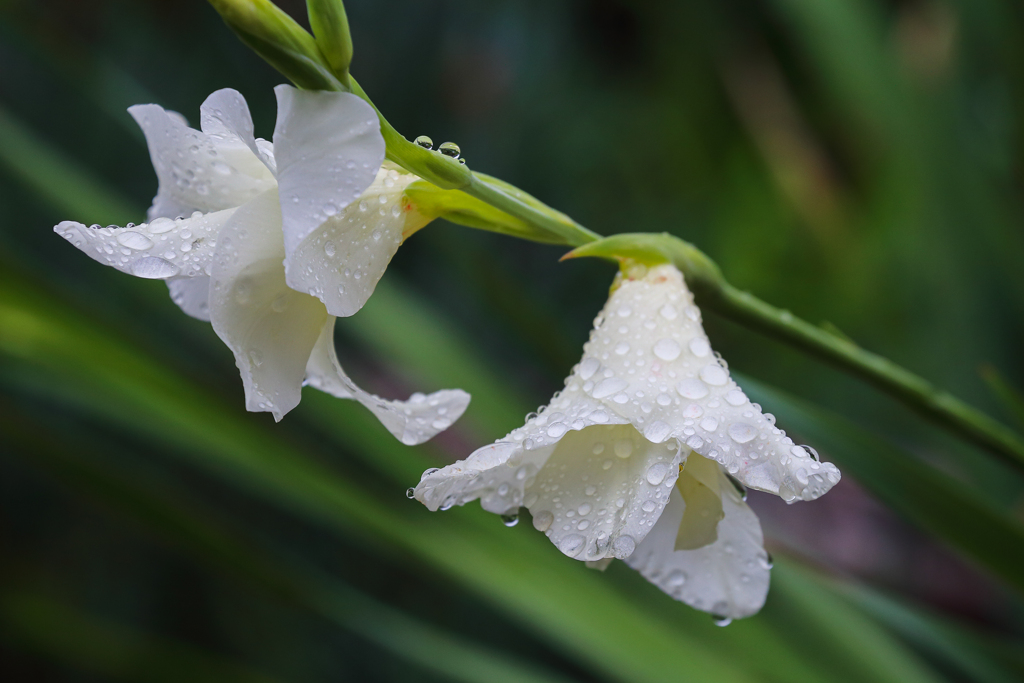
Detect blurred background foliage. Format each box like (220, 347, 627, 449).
(0, 0, 1023, 681)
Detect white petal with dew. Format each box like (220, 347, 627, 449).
(199, 88, 277, 177)
(625, 468, 770, 620)
(566, 264, 840, 502)
(55, 209, 233, 280)
(288, 166, 427, 317)
(129, 103, 274, 220)
(168, 276, 211, 321)
(273, 85, 385, 276)
(415, 421, 682, 561)
(305, 319, 470, 445)
(209, 190, 326, 421)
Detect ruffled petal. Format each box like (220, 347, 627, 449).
(272, 85, 385, 280)
(55, 210, 233, 280)
(304, 319, 470, 444)
(415, 424, 682, 560)
(168, 276, 211, 321)
(129, 102, 275, 220)
(287, 166, 429, 317)
(199, 89, 277, 177)
(553, 264, 840, 502)
(625, 463, 771, 620)
(209, 190, 327, 421)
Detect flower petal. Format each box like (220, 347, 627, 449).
(129, 102, 275, 220)
(168, 276, 211, 321)
(625, 465, 771, 619)
(199, 88, 277, 177)
(209, 190, 327, 421)
(287, 166, 428, 317)
(304, 319, 471, 444)
(55, 209, 233, 280)
(272, 85, 385, 286)
(415, 424, 682, 561)
(557, 264, 840, 502)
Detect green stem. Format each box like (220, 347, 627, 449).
(704, 283, 1024, 471)
(463, 175, 601, 247)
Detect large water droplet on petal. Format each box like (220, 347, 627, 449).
(611, 535, 635, 559)
(677, 378, 709, 399)
(532, 510, 554, 532)
(646, 462, 670, 485)
(414, 135, 433, 149)
(131, 256, 179, 279)
(558, 534, 585, 557)
(728, 422, 756, 444)
(700, 364, 728, 386)
(116, 231, 153, 250)
(653, 338, 681, 361)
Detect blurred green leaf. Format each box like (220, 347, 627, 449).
(0, 405, 576, 683)
(741, 375, 1024, 594)
(1, 591, 284, 683)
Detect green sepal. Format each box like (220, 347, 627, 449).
(562, 233, 725, 295)
(404, 181, 565, 245)
(307, 0, 354, 84)
(207, 0, 343, 91)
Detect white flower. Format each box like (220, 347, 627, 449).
(55, 86, 468, 443)
(413, 264, 840, 618)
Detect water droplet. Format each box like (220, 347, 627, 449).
(592, 377, 628, 399)
(247, 349, 263, 367)
(611, 535, 635, 558)
(700, 364, 728, 386)
(212, 160, 232, 175)
(130, 256, 179, 279)
(438, 141, 461, 158)
(405, 487, 416, 499)
(653, 338, 681, 361)
(577, 503, 592, 515)
(578, 357, 600, 380)
(414, 135, 433, 149)
(728, 422, 756, 444)
(324, 241, 336, 257)
(646, 462, 670, 485)
(689, 337, 710, 357)
(592, 443, 605, 455)
(547, 423, 567, 438)
(677, 378, 709, 399)
(699, 417, 719, 432)
(713, 615, 732, 627)
(116, 231, 153, 250)
(614, 440, 634, 459)
(558, 534, 586, 557)
(725, 390, 747, 406)
(660, 304, 678, 320)
(614, 341, 630, 355)
(147, 217, 176, 234)
(644, 420, 672, 443)
(533, 511, 554, 532)
(501, 512, 520, 527)
(324, 203, 338, 217)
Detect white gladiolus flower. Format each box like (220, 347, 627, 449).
(414, 264, 840, 618)
(55, 86, 469, 443)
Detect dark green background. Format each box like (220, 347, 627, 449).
(0, 0, 1022, 681)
